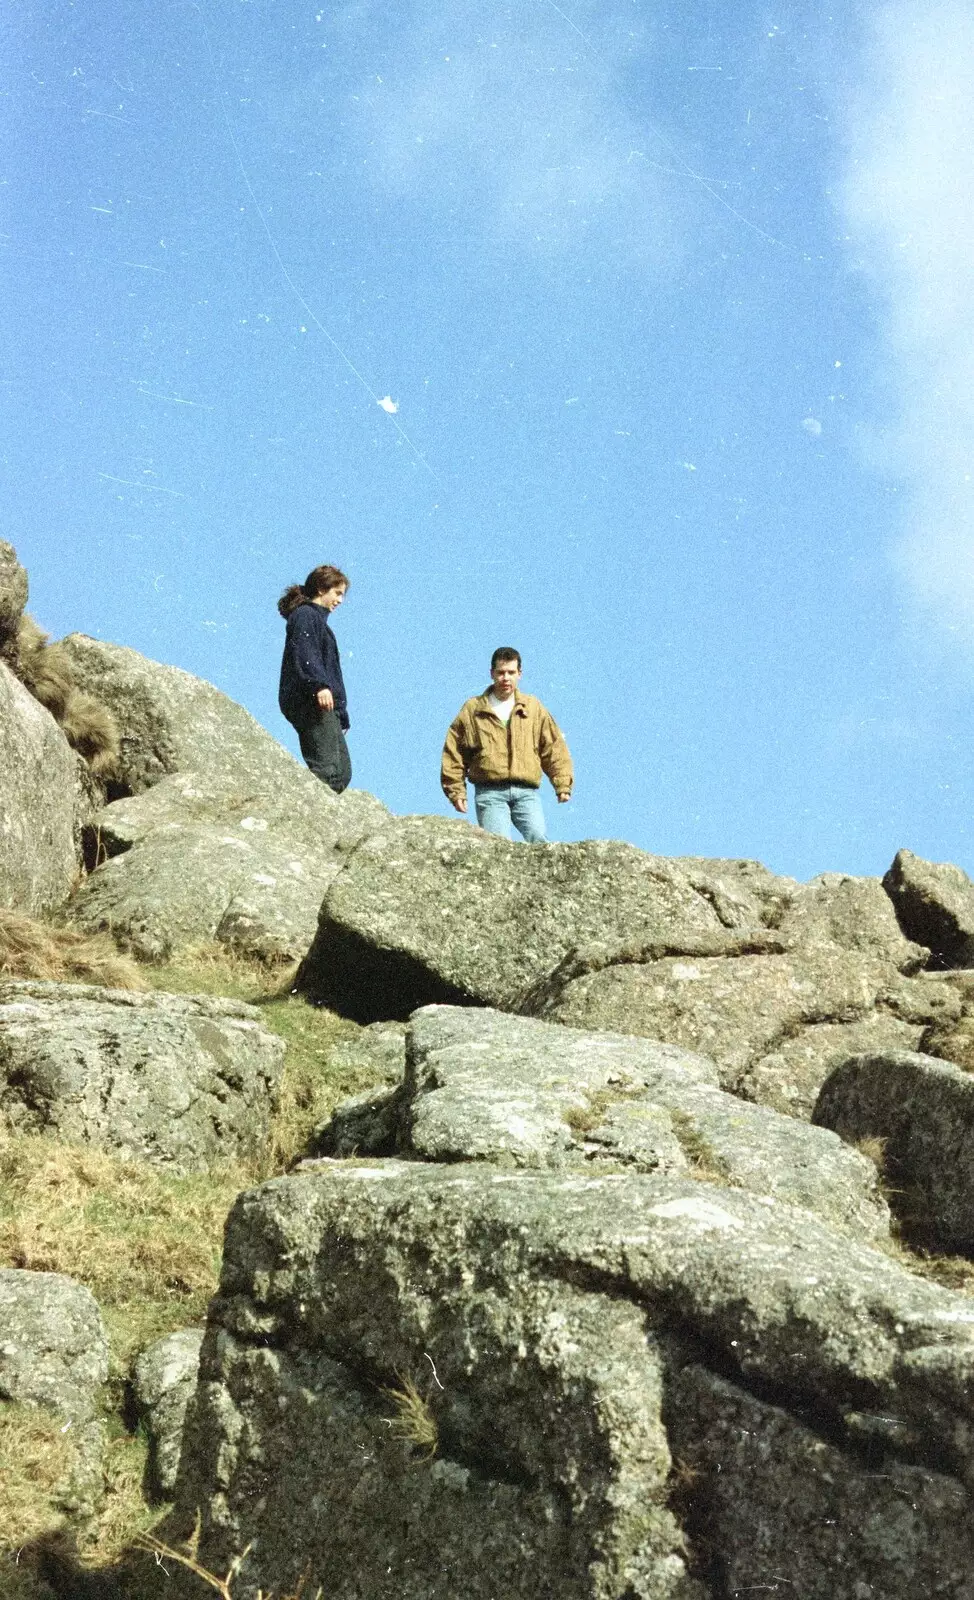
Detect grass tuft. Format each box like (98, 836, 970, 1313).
(379, 1374, 439, 1461)
(0, 909, 146, 989)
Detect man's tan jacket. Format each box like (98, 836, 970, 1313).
(441, 689, 573, 806)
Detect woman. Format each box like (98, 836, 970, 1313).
(277, 564, 351, 793)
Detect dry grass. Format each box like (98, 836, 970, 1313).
(136, 1522, 322, 1599)
(668, 1110, 729, 1184)
(12, 616, 120, 777)
(144, 944, 294, 1004)
(855, 1135, 888, 1172)
(0, 1134, 246, 1374)
(0, 1406, 77, 1548)
(380, 1375, 439, 1461)
(0, 908, 147, 989)
(562, 1087, 623, 1136)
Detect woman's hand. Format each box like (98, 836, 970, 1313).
(316, 687, 335, 711)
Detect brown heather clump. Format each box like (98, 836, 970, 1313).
(5, 613, 121, 778)
(0, 908, 147, 989)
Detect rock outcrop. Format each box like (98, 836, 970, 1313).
(12, 544, 974, 1600)
(814, 1046, 974, 1253)
(72, 769, 389, 963)
(0, 1267, 109, 1522)
(172, 1159, 974, 1600)
(59, 633, 313, 797)
(884, 847, 974, 968)
(296, 820, 767, 1019)
(318, 1006, 890, 1243)
(0, 660, 82, 916)
(296, 826, 943, 1116)
(133, 1329, 204, 1498)
(0, 981, 285, 1172)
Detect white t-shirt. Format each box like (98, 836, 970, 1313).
(487, 691, 515, 724)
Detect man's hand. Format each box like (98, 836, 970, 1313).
(556, 792, 571, 804)
(316, 687, 335, 711)
(450, 793, 468, 814)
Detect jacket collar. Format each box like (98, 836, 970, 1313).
(476, 688, 527, 716)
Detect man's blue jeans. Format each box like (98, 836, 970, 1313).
(474, 783, 547, 842)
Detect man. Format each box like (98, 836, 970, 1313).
(441, 648, 573, 842)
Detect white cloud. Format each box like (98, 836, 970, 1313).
(348, 0, 683, 267)
(839, 3, 974, 634)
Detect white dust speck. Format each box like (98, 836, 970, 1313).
(802, 416, 823, 437)
(378, 395, 398, 414)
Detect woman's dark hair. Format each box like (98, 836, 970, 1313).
(277, 564, 350, 618)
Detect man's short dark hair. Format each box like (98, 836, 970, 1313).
(491, 646, 521, 670)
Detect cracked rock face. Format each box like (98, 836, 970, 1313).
(667, 1366, 974, 1599)
(318, 1006, 891, 1244)
(0, 661, 82, 916)
(295, 829, 937, 1117)
(169, 1161, 974, 1600)
(72, 768, 389, 963)
(0, 981, 285, 1172)
(296, 821, 769, 1019)
(530, 947, 926, 1107)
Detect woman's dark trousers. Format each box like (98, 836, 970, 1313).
(297, 710, 352, 793)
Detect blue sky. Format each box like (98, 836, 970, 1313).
(4, 0, 974, 880)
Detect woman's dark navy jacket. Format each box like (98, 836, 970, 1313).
(278, 602, 349, 731)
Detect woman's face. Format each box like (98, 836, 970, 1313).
(316, 585, 347, 612)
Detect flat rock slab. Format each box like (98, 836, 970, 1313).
(0, 661, 81, 915)
(92, 766, 387, 856)
(884, 848, 974, 968)
(814, 1049, 974, 1254)
(0, 980, 285, 1172)
(133, 1329, 204, 1498)
(171, 1161, 974, 1600)
(297, 818, 745, 1019)
(75, 822, 336, 964)
(321, 1006, 889, 1242)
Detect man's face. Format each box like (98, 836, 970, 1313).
(490, 658, 521, 698)
(318, 585, 347, 612)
